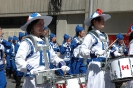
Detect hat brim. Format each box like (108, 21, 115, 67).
(84, 14, 111, 26)
(20, 16, 53, 31)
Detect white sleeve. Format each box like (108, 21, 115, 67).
(15, 40, 30, 72)
(79, 34, 95, 59)
(129, 40, 133, 55)
(49, 46, 65, 66)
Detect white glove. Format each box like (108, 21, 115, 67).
(30, 70, 39, 75)
(61, 66, 70, 72)
(114, 51, 122, 57)
(95, 50, 105, 56)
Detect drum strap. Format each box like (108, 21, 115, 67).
(88, 30, 109, 42)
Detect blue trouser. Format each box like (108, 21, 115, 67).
(6, 55, 11, 69)
(11, 57, 17, 71)
(71, 57, 86, 74)
(0, 70, 6, 88)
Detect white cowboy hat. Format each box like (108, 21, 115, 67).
(20, 12, 53, 31)
(84, 9, 111, 26)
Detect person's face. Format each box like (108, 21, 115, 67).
(66, 38, 72, 43)
(20, 36, 24, 41)
(94, 16, 105, 30)
(118, 40, 124, 45)
(51, 37, 56, 42)
(43, 29, 48, 36)
(32, 19, 44, 37)
(79, 30, 86, 37)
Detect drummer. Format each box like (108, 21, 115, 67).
(110, 33, 128, 58)
(110, 33, 128, 88)
(125, 25, 133, 88)
(79, 8, 116, 88)
(15, 12, 70, 88)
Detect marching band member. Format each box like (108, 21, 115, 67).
(110, 33, 128, 88)
(18, 32, 25, 45)
(0, 40, 7, 88)
(5, 36, 13, 79)
(79, 9, 117, 88)
(71, 25, 86, 74)
(111, 33, 128, 57)
(13, 36, 24, 88)
(49, 33, 60, 54)
(0, 27, 11, 88)
(43, 26, 49, 36)
(125, 25, 133, 88)
(15, 12, 70, 88)
(60, 34, 73, 75)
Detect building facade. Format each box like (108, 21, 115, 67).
(0, 0, 133, 44)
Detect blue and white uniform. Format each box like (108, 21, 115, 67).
(80, 29, 115, 88)
(71, 37, 86, 74)
(49, 42, 60, 54)
(15, 35, 67, 88)
(110, 33, 128, 57)
(49, 33, 60, 54)
(111, 43, 128, 57)
(0, 39, 11, 88)
(71, 25, 86, 74)
(60, 42, 72, 75)
(5, 37, 12, 70)
(60, 34, 72, 75)
(11, 36, 16, 72)
(13, 36, 24, 77)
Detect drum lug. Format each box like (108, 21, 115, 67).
(78, 76, 81, 84)
(64, 76, 68, 86)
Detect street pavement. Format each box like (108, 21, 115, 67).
(6, 77, 23, 88)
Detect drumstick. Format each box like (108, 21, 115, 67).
(105, 38, 118, 51)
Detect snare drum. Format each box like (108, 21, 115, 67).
(108, 56, 133, 82)
(55, 75, 85, 88)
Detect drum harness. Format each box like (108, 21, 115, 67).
(89, 30, 110, 71)
(23, 35, 60, 85)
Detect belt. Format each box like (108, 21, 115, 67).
(72, 57, 84, 61)
(24, 72, 35, 77)
(91, 57, 106, 62)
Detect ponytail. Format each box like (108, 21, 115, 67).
(129, 32, 133, 42)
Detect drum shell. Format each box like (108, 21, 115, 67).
(108, 56, 133, 82)
(55, 75, 85, 88)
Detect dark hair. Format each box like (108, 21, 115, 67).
(87, 16, 102, 32)
(19, 37, 22, 41)
(75, 32, 80, 37)
(0, 27, 2, 30)
(129, 32, 133, 42)
(26, 19, 40, 34)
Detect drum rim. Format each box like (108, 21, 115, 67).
(111, 77, 133, 83)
